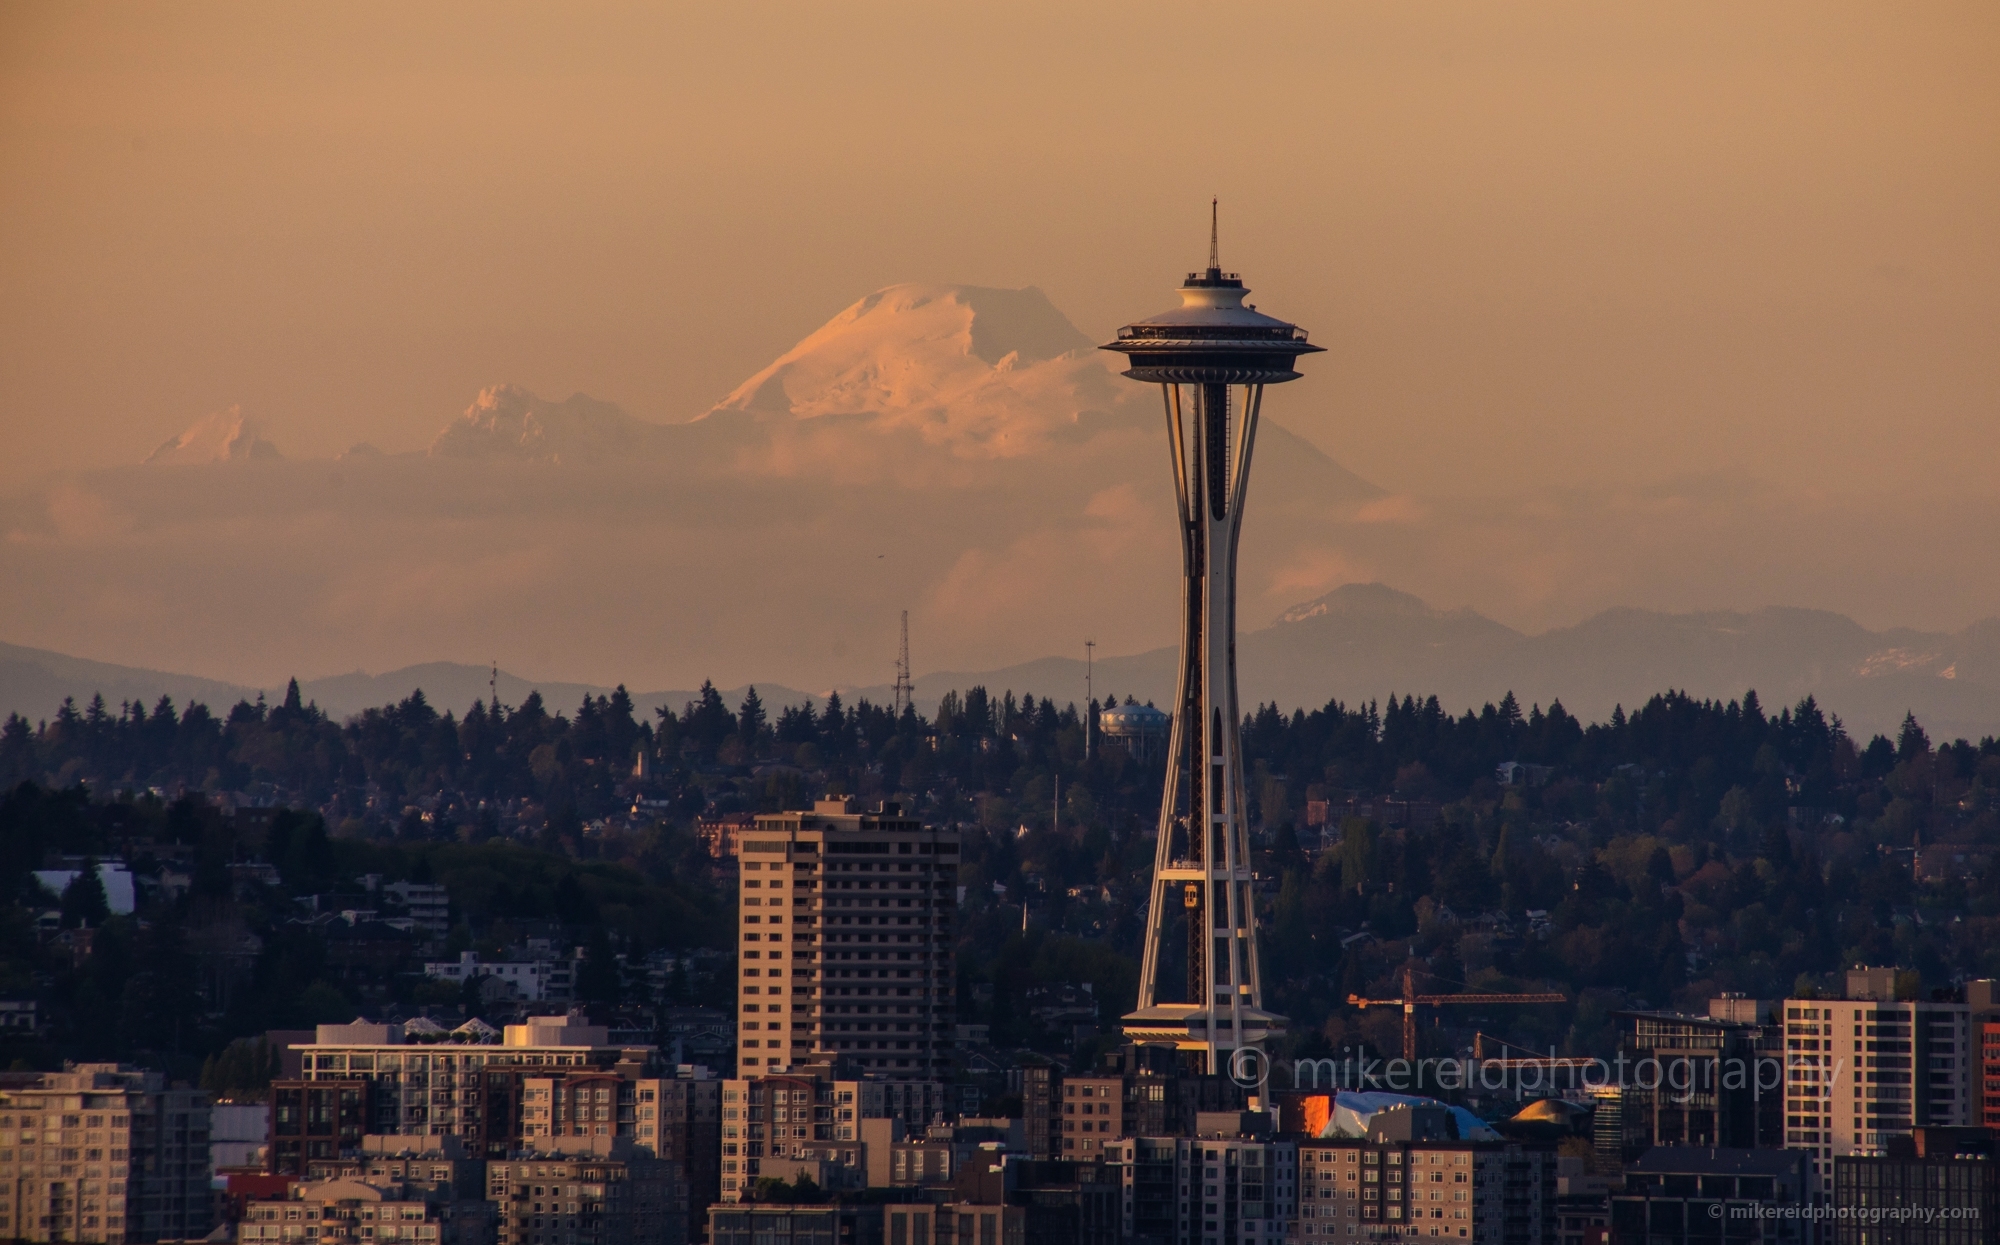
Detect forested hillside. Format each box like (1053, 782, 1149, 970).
(1, 678, 1995, 1078)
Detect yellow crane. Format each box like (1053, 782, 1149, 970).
(1347, 960, 1567, 1062)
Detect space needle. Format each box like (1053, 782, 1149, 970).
(1102, 204, 1321, 1074)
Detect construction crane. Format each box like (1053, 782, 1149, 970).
(1347, 960, 1568, 1062)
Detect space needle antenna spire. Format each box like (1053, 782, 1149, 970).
(1101, 207, 1322, 1075)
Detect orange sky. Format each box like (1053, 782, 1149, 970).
(2, 3, 1999, 697)
(5, 2, 1994, 494)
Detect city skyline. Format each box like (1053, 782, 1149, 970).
(5, 5, 2000, 1243)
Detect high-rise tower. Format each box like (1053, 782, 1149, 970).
(1102, 207, 1321, 1073)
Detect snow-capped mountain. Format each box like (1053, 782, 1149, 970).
(143, 406, 282, 465)
(403, 282, 1375, 504)
(24, 278, 1995, 737)
(428, 384, 673, 463)
(707, 284, 1138, 459)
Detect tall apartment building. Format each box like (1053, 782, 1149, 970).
(1782, 967, 1975, 1192)
(1971, 979, 2000, 1131)
(0, 1063, 214, 1244)
(1613, 1003, 1781, 1160)
(485, 1136, 685, 1245)
(734, 798, 958, 1076)
(1983, 1021, 2000, 1131)
(644, 1078, 721, 1227)
(1112, 1116, 1298, 1245)
(1283, 1110, 1556, 1245)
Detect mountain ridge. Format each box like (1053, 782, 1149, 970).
(7, 584, 1996, 743)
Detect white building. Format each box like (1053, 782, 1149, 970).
(384, 882, 451, 938)
(422, 952, 573, 1002)
(1782, 966, 1974, 1192)
(210, 1102, 270, 1171)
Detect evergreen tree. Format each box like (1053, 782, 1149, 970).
(60, 858, 111, 928)
(738, 687, 767, 749)
(1897, 712, 1931, 764)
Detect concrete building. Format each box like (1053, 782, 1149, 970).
(286, 1015, 660, 1159)
(1284, 1109, 1557, 1245)
(1613, 1003, 1781, 1161)
(238, 1177, 461, 1245)
(696, 814, 753, 860)
(236, 1176, 456, 1245)
(1970, 979, 2000, 1132)
(1611, 1148, 1814, 1245)
(299, 1134, 493, 1245)
(485, 1136, 685, 1245)
(1060, 1074, 1126, 1160)
(864, 1121, 968, 1190)
(706, 1203, 889, 1245)
(0, 1063, 213, 1243)
(1113, 1114, 1298, 1245)
(1037, 1049, 1245, 1162)
(717, 1068, 948, 1201)
(945, 1153, 1121, 1245)
(421, 953, 578, 1004)
(734, 798, 958, 1077)
(1783, 967, 1975, 1192)
(637, 1076, 720, 1228)
(269, 1080, 372, 1176)
(1832, 1128, 1998, 1245)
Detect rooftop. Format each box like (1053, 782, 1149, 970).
(1628, 1147, 1806, 1177)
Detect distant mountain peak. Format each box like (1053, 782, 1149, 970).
(1277, 582, 1463, 625)
(144, 405, 282, 465)
(427, 384, 660, 463)
(705, 283, 1132, 458)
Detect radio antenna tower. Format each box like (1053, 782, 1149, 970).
(892, 610, 914, 716)
(1101, 203, 1322, 1074)
(1085, 639, 1096, 760)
